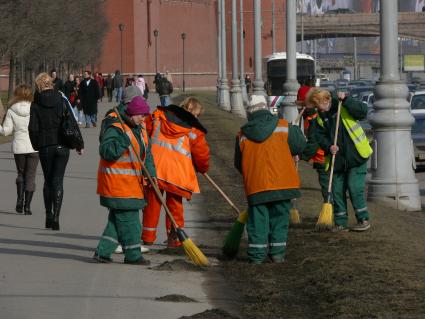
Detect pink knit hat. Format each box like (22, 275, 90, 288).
(125, 96, 150, 116)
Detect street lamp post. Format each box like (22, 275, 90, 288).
(281, 0, 300, 122)
(240, 0, 248, 105)
(118, 23, 125, 72)
(219, 0, 231, 110)
(368, 0, 420, 211)
(252, 0, 265, 96)
(181, 32, 186, 92)
(153, 29, 159, 73)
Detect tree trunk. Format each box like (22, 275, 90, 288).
(8, 53, 15, 100)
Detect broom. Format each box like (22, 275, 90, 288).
(315, 100, 342, 231)
(113, 108, 209, 266)
(203, 173, 247, 258)
(289, 107, 306, 225)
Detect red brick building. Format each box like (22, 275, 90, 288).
(98, 0, 288, 89)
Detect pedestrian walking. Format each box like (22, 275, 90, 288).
(79, 70, 100, 128)
(234, 95, 318, 264)
(142, 97, 210, 248)
(113, 70, 123, 102)
(63, 74, 76, 100)
(245, 75, 252, 94)
(94, 95, 155, 265)
(29, 73, 84, 230)
(311, 89, 372, 232)
(74, 76, 85, 125)
(94, 72, 105, 102)
(134, 74, 145, 97)
(104, 74, 113, 102)
(0, 84, 39, 215)
(51, 69, 63, 92)
(0, 95, 5, 123)
(155, 75, 173, 107)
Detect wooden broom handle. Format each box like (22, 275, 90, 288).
(327, 100, 342, 193)
(113, 108, 179, 228)
(203, 173, 240, 216)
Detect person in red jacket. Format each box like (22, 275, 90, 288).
(142, 97, 210, 248)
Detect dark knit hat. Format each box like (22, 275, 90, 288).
(125, 96, 150, 116)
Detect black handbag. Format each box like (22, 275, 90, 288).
(60, 96, 84, 150)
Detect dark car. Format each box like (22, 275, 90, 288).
(411, 110, 425, 167)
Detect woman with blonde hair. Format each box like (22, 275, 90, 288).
(29, 73, 84, 230)
(0, 84, 39, 215)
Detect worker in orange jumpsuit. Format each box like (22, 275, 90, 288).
(142, 97, 210, 248)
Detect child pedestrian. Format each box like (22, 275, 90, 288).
(94, 96, 156, 265)
(310, 89, 372, 232)
(235, 95, 318, 264)
(142, 97, 209, 248)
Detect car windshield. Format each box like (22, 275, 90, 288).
(411, 94, 425, 110)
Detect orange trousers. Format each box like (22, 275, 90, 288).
(142, 188, 184, 244)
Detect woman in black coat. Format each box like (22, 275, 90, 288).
(29, 73, 84, 230)
(78, 70, 100, 128)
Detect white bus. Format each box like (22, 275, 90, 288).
(263, 52, 316, 112)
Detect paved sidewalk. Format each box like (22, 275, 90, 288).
(0, 95, 239, 319)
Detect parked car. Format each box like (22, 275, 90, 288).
(360, 91, 374, 108)
(411, 110, 425, 167)
(410, 90, 425, 114)
(349, 86, 374, 100)
(336, 79, 349, 89)
(320, 80, 336, 92)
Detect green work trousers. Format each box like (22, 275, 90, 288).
(332, 162, 369, 227)
(316, 165, 330, 202)
(96, 209, 142, 263)
(247, 200, 291, 263)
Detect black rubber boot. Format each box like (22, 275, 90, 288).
(44, 187, 53, 228)
(24, 191, 34, 215)
(15, 182, 25, 213)
(52, 190, 63, 231)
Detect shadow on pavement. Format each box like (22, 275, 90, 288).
(34, 232, 100, 241)
(0, 223, 44, 231)
(0, 238, 93, 252)
(0, 247, 93, 263)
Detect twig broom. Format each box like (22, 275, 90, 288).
(114, 108, 208, 266)
(203, 173, 247, 259)
(315, 101, 342, 231)
(289, 107, 305, 225)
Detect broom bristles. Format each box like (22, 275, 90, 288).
(222, 210, 248, 258)
(222, 220, 245, 258)
(316, 203, 334, 231)
(182, 238, 209, 266)
(290, 207, 301, 225)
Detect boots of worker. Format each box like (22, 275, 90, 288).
(24, 191, 34, 215)
(15, 182, 25, 213)
(51, 190, 63, 231)
(167, 230, 182, 248)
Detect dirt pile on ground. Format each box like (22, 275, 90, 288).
(155, 294, 198, 303)
(151, 259, 205, 272)
(186, 91, 425, 319)
(179, 308, 239, 319)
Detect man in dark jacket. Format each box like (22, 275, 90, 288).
(155, 76, 173, 107)
(79, 70, 100, 128)
(112, 70, 123, 103)
(63, 74, 76, 101)
(234, 95, 318, 264)
(51, 70, 63, 92)
(313, 90, 372, 232)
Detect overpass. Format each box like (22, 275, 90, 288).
(297, 12, 425, 41)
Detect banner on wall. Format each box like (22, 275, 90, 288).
(404, 55, 425, 71)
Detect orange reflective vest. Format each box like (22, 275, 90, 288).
(239, 119, 300, 196)
(97, 112, 148, 199)
(150, 111, 200, 194)
(304, 113, 325, 164)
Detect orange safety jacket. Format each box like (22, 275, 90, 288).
(97, 112, 148, 199)
(239, 119, 300, 196)
(304, 113, 325, 164)
(149, 109, 208, 196)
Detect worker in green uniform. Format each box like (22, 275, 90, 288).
(310, 89, 372, 232)
(94, 96, 156, 264)
(234, 95, 318, 264)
